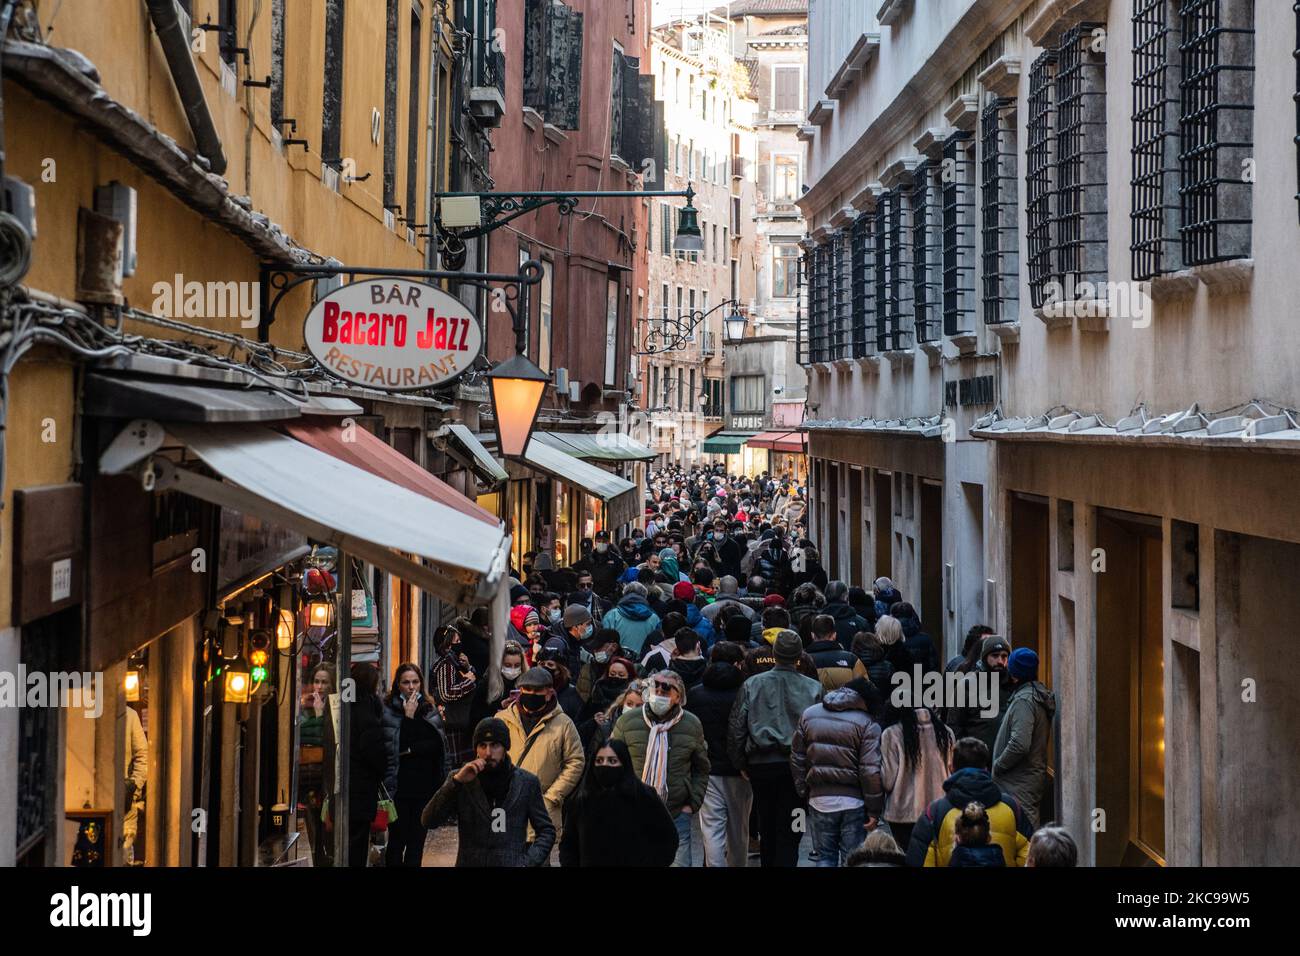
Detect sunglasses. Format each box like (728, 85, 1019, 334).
(653, 682, 675, 694)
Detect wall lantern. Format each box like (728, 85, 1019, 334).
(487, 352, 549, 458)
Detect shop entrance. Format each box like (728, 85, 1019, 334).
(848, 467, 864, 585)
(1095, 510, 1165, 866)
(825, 462, 840, 580)
(873, 471, 893, 580)
(920, 481, 943, 647)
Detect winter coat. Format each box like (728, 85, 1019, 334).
(348, 695, 394, 823)
(992, 680, 1057, 826)
(905, 767, 1031, 867)
(669, 655, 708, 691)
(576, 547, 626, 597)
(555, 683, 584, 724)
(950, 844, 1007, 867)
(380, 695, 448, 802)
(602, 594, 662, 655)
(823, 601, 871, 651)
(580, 675, 630, 723)
(948, 666, 1012, 753)
(879, 710, 951, 824)
(788, 601, 823, 643)
(421, 765, 555, 867)
(685, 661, 745, 776)
(850, 636, 894, 703)
(806, 639, 859, 692)
(790, 687, 884, 813)
(542, 623, 585, 679)
(727, 664, 824, 771)
(496, 701, 586, 835)
(558, 781, 679, 867)
(612, 705, 710, 816)
(700, 595, 757, 625)
(682, 601, 716, 647)
(899, 615, 941, 674)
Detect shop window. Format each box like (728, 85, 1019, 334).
(980, 96, 1019, 325)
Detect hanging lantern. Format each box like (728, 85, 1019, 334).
(487, 352, 549, 458)
(224, 657, 251, 704)
(276, 607, 296, 650)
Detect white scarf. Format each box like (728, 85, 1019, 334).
(641, 704, 683, 798)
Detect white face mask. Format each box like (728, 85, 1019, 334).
(501, 666, 522, 680)
(648, 693, 673, 716)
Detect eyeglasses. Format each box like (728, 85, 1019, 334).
(653, 682, 675, 694)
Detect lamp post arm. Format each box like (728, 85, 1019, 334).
(635, 298, 742, 355)
(437, 186, 695, 241)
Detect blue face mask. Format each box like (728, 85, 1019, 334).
(581, 624, 594, 640)
(548, 608, 562, 624)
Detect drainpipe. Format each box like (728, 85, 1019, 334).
(144, 0, 227, 175)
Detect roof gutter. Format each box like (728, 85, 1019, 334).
(144, 0, 227, 175)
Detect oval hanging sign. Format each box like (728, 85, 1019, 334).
(303, 278, 483, 392)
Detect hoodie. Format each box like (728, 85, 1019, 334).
(682, 601, 716, 647)
(670, 655, 708, 691)
(992, 679, 1057, 828)
(905, 767, 1031, 867)
(823, 601, 871, 651)
(601, 593, 662, 655)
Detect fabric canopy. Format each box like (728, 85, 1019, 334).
(84, 373, 302, 423)
(161, 423, 510, 605)
(285, 421, 498, 525)
(533, 430, 656, 461)
(701, 430, 757, 454)
(746, 430, 807, 453)
(521, 437, 640, 529)
(442, 423, 509, 484)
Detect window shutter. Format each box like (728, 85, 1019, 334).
(543, 3, 583, 130)
(774, 67, 798, 111)
(610, 49, 625, 157)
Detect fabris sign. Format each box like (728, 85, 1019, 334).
(304, 279, 483, 391)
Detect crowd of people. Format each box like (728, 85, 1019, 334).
(348, 464, 1073, 868)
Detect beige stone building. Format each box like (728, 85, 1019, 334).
(798, 0, 1300, 865)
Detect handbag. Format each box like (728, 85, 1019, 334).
(372, 783, 398, 833)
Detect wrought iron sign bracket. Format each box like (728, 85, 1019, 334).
(636, 298, 741, 355)
(434, 185, 695, 243)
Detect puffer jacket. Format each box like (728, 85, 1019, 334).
(612, 705, 710, 817)
(380, 694, 448, 800)
(823, 601, 871, 650)
(992, 679, 1057, 827)
(806, 639, 858, 692)
(685, 661, 745, 776)
(906, 767, 1031, 867)
(727, 664, 823, 770)
(496, 701, 586, 835)
(602, 594, 662, 655)
(789, 687, 884, 813)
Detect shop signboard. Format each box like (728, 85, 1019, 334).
(303, 278, 484, 392)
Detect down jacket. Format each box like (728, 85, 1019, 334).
(611, 705, 710, 817)
(789, 687, 884, 814)
(806, 639, 859, 692)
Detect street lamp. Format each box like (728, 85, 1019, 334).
(223, 656, 251, 704)
(724, 309, 747, 343)
(672, 186, 704, 253)
(487, 351, 549, 458)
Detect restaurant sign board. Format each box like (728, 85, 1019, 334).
(303, 278, 483, 392)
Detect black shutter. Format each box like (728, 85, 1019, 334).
(647, 93, 667, 190)
(545, 5, 583, 130)
(523, 0, 549, 110)
(611, 49, 626, 157)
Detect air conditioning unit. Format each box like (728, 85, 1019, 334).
(553, 367, 569, 392)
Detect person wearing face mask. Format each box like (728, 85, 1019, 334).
(575, 529, 625, 598)
(579, 651, 635, 720)
(574, 628, 623, 705)
(699, 520, 743, 580)
(381, 663, 447, 866)
(542, 604, 592, 679)
(429, 624, 478, 767)
(612, 669, 710, 867)
(536, 651, 584, 723)
(508, 604, 543, 666)
(495, 667, 585, 843)
(489, 641, 527, 715)
(579, 678, 645, 755)
(558, 739, 679, 867)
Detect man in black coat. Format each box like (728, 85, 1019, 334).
(699, 517, 744, 580)
(421, 718, 555, 867)
(685, 642, 751, 867)
(575, 529, 625, 599)
(822, 580, 872, 651)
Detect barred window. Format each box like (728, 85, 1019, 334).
(1179, 0, 1255, 265)
(833, 229, 853, 359)
(873, 201, 889, 349)
(811, 244, 831, 362)
(912, 161, 940, 343)
(980, 97, 1019, 324)
(883, 189, 913, 349)
(1055, 23, 1108, 295)
(850, 214, 872, 357)
(797, 250, 811, 365)
(942, 131, 976, 335)
(1131, 0, 1185, 279)
(1027, 51, 1058, 307)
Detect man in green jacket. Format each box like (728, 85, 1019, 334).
(727, 630, 823, 867)
(612, 669, 709, 866)
(993, 648, 1057, 829)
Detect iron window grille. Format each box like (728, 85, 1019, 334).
(1131, 0, 1186, 279)
(942, 131, 977, 336)
(1055, 23, 1109, 296)
(850, 213, 872, 357)
(883, 189, 913, 350)
(873, 200, 889, 350)
(980, 96, 1020, 324)
(796, 250, 810, 365)
(1027, 51, 1058, 307)
(813, 243, 832, 362)
(912, 161, 940, 343)
(834, 228, 853, 359)
(1179, 0, 1255, 265)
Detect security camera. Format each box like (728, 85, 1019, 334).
(772, 385, 784, 396)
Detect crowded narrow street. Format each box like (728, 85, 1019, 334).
(0, 0, 1294, 933)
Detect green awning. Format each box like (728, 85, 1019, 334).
(533, 431, 656, 461)
(700, 431, 758, 454)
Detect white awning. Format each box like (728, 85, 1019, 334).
(521, 436, 640, 529)
(156, 423, 510, 605)
(438, 422, 509, 484)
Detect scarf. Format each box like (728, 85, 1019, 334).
(641, 704, 683, 798)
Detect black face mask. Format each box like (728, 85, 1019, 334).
(519, 692, 548, 713)
(593, 765, 623, 789)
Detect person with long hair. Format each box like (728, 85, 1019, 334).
(381, 663, 447, 866)
(298, 662, 335, 865)
(579, 678, 645, 755)
(347, 663, 393, 867)
(429, 623, 478, 766)
(880, 704, 954, 853)
(557, 738, 679, 866)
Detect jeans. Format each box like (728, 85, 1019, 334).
(747, 763, 803, 867)
(810, 805, 866, 867)
(672, 811, 693, 868)
(699, 775, 753, 867)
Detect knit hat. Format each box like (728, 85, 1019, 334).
(473, 717, 511, 749)
(510, 584, 531, 603)
(562, 604, 593, 629)
(763, 593, 786, 607)
(672, 581, 696, 602)
(980, 634, 1012, 661)
(773, 629, 803, 663)
(1008, 647, 1038, 681)
(510, 605, 538, 632)
(517, 666, 554, 690)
